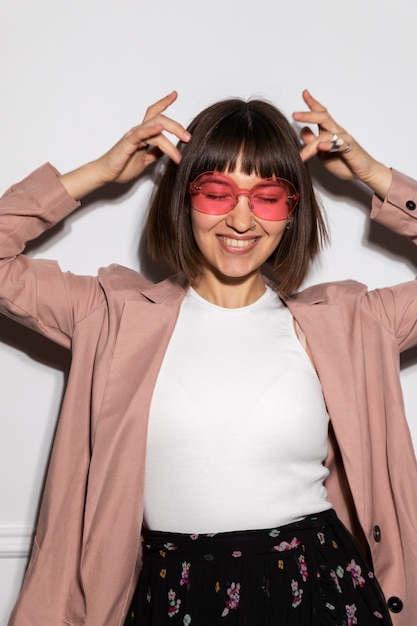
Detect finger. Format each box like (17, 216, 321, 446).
(127, 114, 190, 165)
(299, 140, 322, 163)
(141, 90, 191, 142)
(122, 123, 165, 154)
(125, 123, 183, 164)
(127, 117, 189, 152)
(298, 127, 319, 162)
(299, 130, 352, 162)
(293, 90, 345, 134)
(319, 132, 353, 154)
(301, 89, 327, 112)
(292, 90, 327, 122)
(144, 114, 191, 143)
(293, 108, 344, 134)
(143, 90, 178, 120)
(299, 126, 316, 144)
(145, 132, 184, 164)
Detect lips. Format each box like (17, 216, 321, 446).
(218, 236, 258, 249)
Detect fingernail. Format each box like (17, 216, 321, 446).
(182, 131, 191, 141)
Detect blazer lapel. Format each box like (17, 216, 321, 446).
(98, 277, 186, 424)
(83, 279, 186, 540)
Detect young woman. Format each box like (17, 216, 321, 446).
(2, 90, 416, 626)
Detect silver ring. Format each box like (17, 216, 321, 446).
(250, 220, 257, 231)
(329, 133, 345, 152)
(342, 142, 352, 154)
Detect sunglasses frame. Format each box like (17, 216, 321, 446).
(189, 171, 300, 221)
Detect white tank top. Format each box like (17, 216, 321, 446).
(143, 285, 331, 533)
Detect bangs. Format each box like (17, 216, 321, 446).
(185, 100, 302, 185)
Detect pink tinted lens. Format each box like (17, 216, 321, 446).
(190, 178, 236, 215)
(190, 174, 299, 221)
(250, 181, 297, 220)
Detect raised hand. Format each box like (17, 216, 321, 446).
(60, 91, 191, 199)
(293, 90, 392, 198)
(95, 91, 191, 185)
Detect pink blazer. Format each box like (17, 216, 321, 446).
(2, 164, 417, 626)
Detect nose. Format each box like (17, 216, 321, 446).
(225, 194, 254, 232)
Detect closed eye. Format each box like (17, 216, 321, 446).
(254, 196, 281, 203)
(204, 193, 232, 201)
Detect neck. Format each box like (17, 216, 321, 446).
(191, 271, 266, 308)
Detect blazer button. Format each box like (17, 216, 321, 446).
(387, 596, 403, 613)
(405, 200, 416, 210)
(373, 525, 381, 542)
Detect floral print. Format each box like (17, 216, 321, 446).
(346, 559, 366, 589)
(330, 568, 342, 593)
(346, 603, 358, 625)
(298, 555, 309, 582)
(167, 589, 181, 618)
(291, 579, 303, 608)
(125, 510, 392, 625)
(180, 561, 190, 587)
(221, 582, 241, 617)
(273, 537, 300, 552)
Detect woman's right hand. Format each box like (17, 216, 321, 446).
(59, 91, 190, 200)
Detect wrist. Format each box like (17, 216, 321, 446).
(58, 160, 105, 200)
(361, 161, 392, 200)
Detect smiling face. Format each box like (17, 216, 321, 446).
(190, 167, 289, 305)
(147, 98, 327, 299)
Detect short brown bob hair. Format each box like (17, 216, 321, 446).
(147, 97, 328, 294)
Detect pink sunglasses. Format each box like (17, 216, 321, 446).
(189, 171, 299, 221)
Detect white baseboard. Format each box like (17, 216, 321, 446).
(0, 526, 33, 559)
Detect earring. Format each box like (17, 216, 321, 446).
(286, 220, 292, 230)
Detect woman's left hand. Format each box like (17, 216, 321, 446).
(293, 90, 392, 198)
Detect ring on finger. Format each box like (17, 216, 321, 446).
(342, 142, 352, 154)
(329, 133, 345, 152)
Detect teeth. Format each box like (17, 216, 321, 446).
(220, 236, 256, 248)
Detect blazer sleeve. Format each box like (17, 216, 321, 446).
(0, 164, 105, 349)
(361, 169, 417, 352)
(371, 168, 417, 241)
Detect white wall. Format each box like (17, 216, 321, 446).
(1, 0, 417, 621)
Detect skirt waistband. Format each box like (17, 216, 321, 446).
(143, 508, 336, 559)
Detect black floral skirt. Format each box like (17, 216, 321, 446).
(125, 510, 393, 626)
